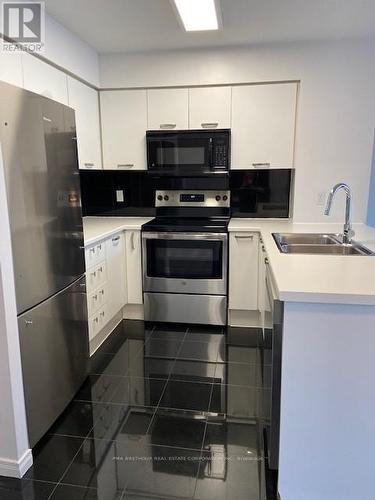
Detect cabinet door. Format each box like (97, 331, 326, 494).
(100, 90, 147, 170)
(231, 83, 297, 169)
(67, 77, 102, 170)
(189, 86, 231, 129)
(147, 88, 188, 130)
(229, 232, 259, 311)
(22, 53, 68, 105)
(105, 232, 127, 317)
(125, 230, 143, 304)
(0, 50, 23, 87)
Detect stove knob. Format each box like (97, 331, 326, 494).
(215, 195, 221, 201)
(223, 195, 228, 201)
(164, 195, 169, 201)
(157, 195, 163, 201)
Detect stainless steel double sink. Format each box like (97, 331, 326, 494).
(273, 233, 375, 255)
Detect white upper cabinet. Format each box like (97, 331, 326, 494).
(100, 90, 147, 170)
(67, 77, 102, 170)
(0, 51, 23, 87)
(22, 53, 68, 105)
(147, 88, 188, 130)
(189, 86, 231, 129)
(231, 83, 298, 169)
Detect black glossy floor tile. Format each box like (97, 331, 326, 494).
(11, 321, 268, 500)
(0, 479, 56, 500)
(150, 322, 188, 341)
(145, 338, 184, 359)
(74, 374, 123, 403)
(170, 359, 217, 384)
(149, 412, 206, 450)
(121, 445, 201, 498)
(177, 341, 220, 362)
(25, 435, 84, 483)
(186, 325, 225, 343)
(49, 401, 96, 438)
(51, 483, 122, 499)
(158, 379, 213, 413)
(110, 376, 168, 407)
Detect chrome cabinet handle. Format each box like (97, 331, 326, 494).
(265, 257, 269, 264)
(252, 163, 271, 167)
(201, 122, 218, 128)
(24, 320, 33, 326)
(91, 271, 96, 277)
(160, 123, 176, 129)
(118, 164, 134, 169)
(90, 248, 95, 254)
(235, 234, 254, 239)
(97, 244, 102, 250)
(131, 232, 135, 251)
(112, 236, 120, 243)
(84, 163, 94, 168)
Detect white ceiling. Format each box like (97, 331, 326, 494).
(45, 0, 375, 54)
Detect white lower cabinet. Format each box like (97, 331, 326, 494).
(106, 233, 127, 318)
(229, 232, 259, 311)
(125, 230, 143, 305)
(86, 231, 128, 345)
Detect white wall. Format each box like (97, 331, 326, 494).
(100, 39, 375, 223)
(0, 6, 100, 86)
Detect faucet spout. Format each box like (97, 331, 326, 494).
(324, 183, 354, 244)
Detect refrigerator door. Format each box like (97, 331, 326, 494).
(18, 276, 89, 447)
(0, 81, 85, 315)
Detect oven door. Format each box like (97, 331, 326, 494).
(142, 232, 228, 295)
(147, 131, 213, 175)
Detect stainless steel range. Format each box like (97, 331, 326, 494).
(142, 189, 230, 326)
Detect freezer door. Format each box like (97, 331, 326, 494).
(18, 276, 89, 447)
(0, 81, 85, 314)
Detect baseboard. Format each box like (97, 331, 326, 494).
(0, 449, 33, 478)
(123, 304, 144, 320)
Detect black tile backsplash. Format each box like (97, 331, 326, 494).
(230, 169, 292, 218)
(80, 170, 155, 217)
(80, 169, 292, 218)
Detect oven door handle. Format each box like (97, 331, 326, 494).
(141, 232, 228, 241)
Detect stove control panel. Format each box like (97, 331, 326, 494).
(155, 190, 230, 208)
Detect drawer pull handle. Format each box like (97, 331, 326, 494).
(91, 271, 96, 277)
(100, 311, 105, 317)
(90, 248, 95, 254)
(265, 257, 269, 264)
(97, 244, 102, 250)
(201, 122, 218, 128)
(118, 164, 134, 169)
(252, 163, 271, 167)
(93, 294, 98, 300)
(235, 235, 254, 239)
(131, 232, 135, 251)
(112, 236, 120, 242)
(84, 163, 94, 168)
(160, 123, 176, 129)
(99, 290, 104, 296)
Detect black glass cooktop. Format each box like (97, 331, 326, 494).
(142, 217, 230, 233)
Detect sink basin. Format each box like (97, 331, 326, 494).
(274, 233, 340, 246)
(273, 233, 375, 256)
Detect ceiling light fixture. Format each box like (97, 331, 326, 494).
(172, 0, 221, 32)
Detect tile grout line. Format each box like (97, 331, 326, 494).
(144, 327, 189, 435)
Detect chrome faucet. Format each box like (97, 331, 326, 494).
(324, 183, 354, 244)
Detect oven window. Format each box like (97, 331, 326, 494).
(146, 239, 222, 279)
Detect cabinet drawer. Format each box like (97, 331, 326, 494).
(85, 241, 106, 269)
(86, 262, 107, 292)
(87, 283, 107, 316)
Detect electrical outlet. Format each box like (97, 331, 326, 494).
(317, 191, 326, 207)
(116, 190, 124, 203)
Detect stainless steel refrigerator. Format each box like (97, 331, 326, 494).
(0, 81, 89, 447)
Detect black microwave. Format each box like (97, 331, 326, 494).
(146, 129, 230, 176)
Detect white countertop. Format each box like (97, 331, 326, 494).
(83, 216, 154, 246)
(229, 219, 375, 305)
